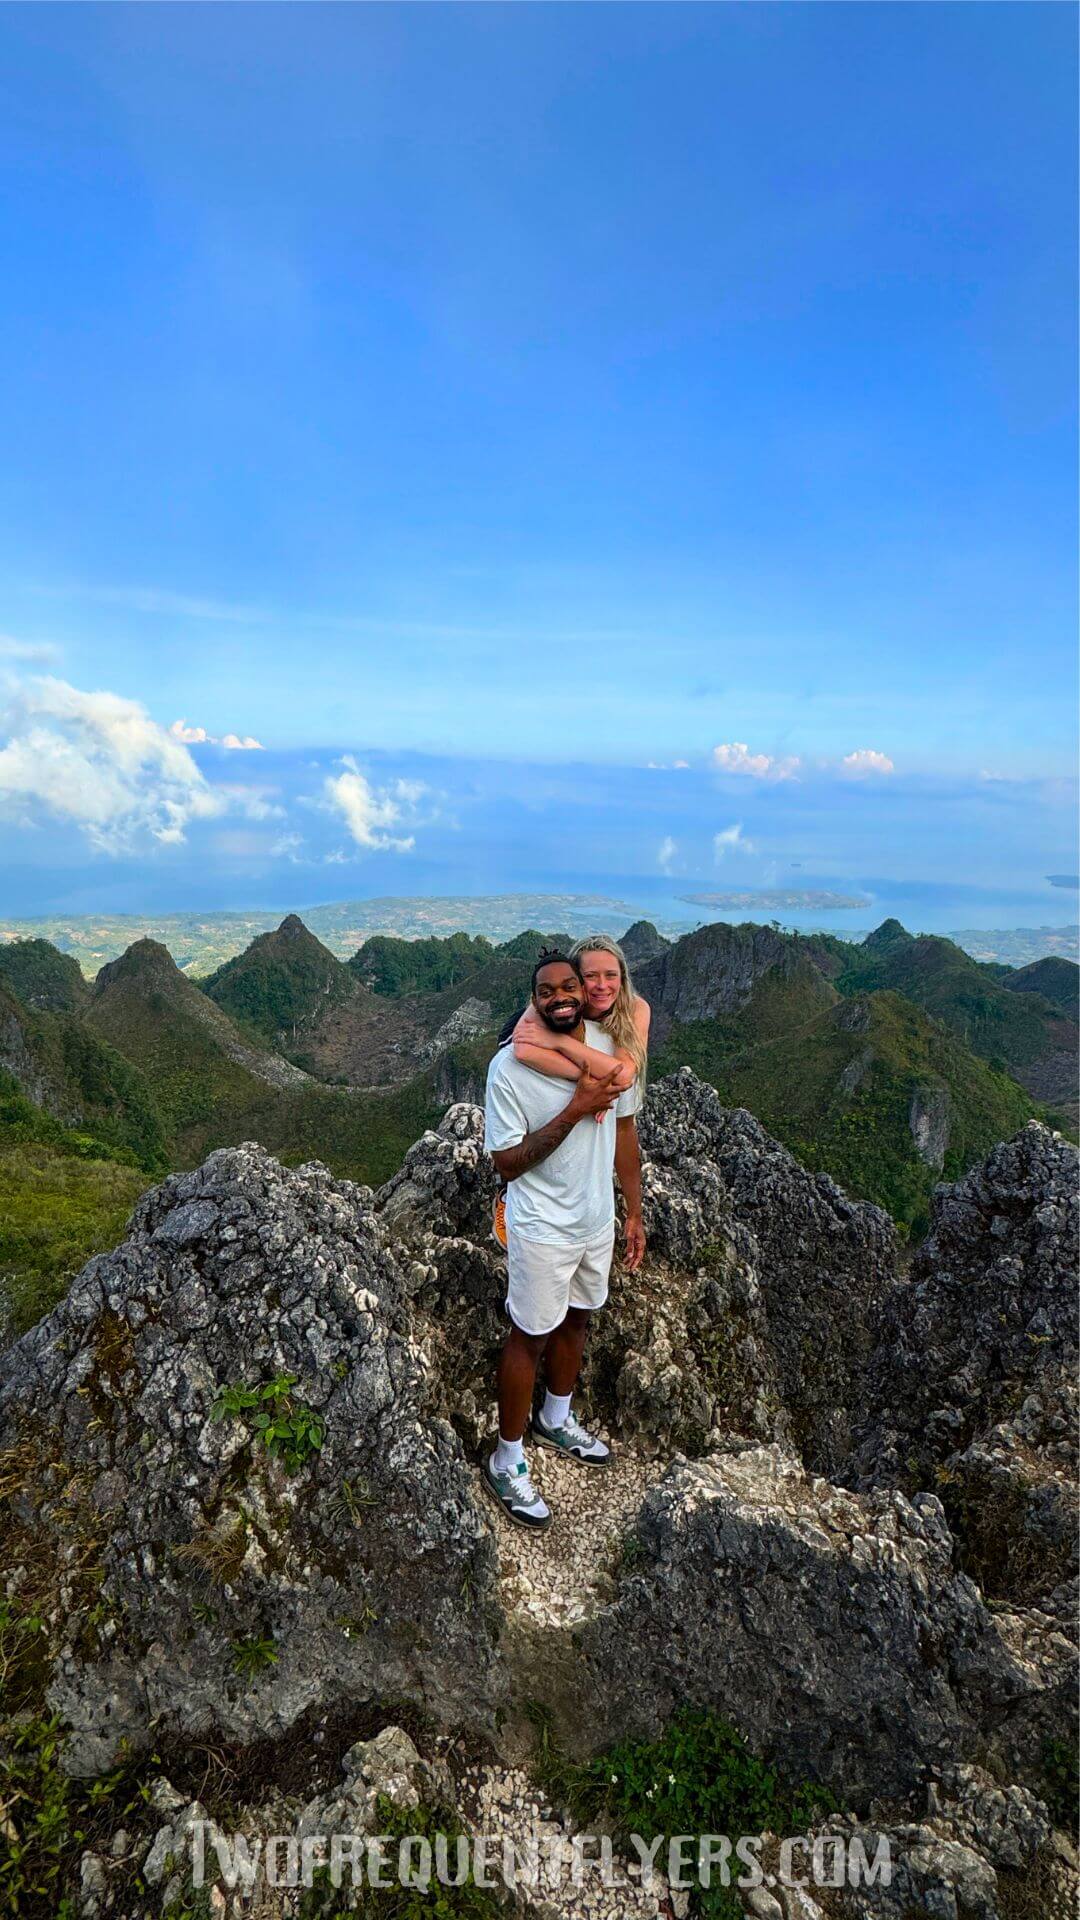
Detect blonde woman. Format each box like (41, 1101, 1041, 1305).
(510, 934, 650, 1110)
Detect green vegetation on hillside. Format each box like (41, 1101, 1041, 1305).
(0, 937, 89, 1012)
(350, 927, 570, 998)
(834, 933, 1075, 1078)
(0, 1144, 148, 1340)
(0, 984, 166, 1172)
(86, 948, 445, 1185)
(495, 927, 571, 960)
(87, 970, 268, 1141)
(531, 1705, 835, 1920)
(1005, 955, 1080, 1015)
(652, 985, 1037, 1235)
(0, 1075, 149, 1337)
(204, 1076, 443, 1188)
(202, 916, 357, 1049)
(351, 930, 497, 995)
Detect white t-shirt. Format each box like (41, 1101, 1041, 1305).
(484, 1020, 642, 1247)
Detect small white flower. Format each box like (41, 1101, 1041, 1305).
(667, 1772, 676, 1786)
(610, 1774, 619, 1784)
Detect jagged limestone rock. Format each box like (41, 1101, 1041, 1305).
(908, 1083, 950, 1171)
(0, 1143, 505, 1775)
(578, 1445, 1073, 1806)
(418, 996, 493, 1063)
(375, 1075, 898, 1469)
(934, 1370, 1079, 1613)
(846, 1120, 1079, 1490)
(638, 1071, 898, 1472)
(377, 1100, 497, 1244)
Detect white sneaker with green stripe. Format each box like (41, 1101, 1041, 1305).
(482, 1453, 552, 1530)
(532, 1408, 611, 1466)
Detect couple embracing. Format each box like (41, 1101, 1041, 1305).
(481, 934, 650, 1531)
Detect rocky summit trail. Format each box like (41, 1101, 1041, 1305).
(0, 1069, 1076, 1919)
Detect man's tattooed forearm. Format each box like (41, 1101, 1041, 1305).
(495, 1110, 578, 1181)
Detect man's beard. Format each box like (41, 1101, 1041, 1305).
(536, 1000, 583, 1034)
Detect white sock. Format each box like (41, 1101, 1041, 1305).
(541, 1389, 572, 1430)
(492, 1433, 525, 1474)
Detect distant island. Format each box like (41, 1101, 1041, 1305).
(680, 888, 870, 911)
(1047, 874, 1079, 890)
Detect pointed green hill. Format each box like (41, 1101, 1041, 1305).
(833, 928, 1077, 1118)
(1003, 955, 1079, 1016)
(0, 937, 90, 1013)
(860, 917, 915, 957)
(84, 937, 444, 1185)
(202, 914, 359, 1053)
(86, 938, 312, 1139)
(619, 920, 671, 967)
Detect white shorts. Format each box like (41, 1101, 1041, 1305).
(505, 1225, 616, 1338)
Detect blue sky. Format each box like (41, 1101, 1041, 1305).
(0, 5, 1075, 920)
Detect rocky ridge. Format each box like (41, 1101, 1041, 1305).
(0, 1069, 1076, 1919)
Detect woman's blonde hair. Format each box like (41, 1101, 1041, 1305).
(569, 933, 647, 1085)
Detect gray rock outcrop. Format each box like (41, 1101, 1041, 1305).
(418, 996, 493, 1063)
(846, 1121, 1079, 1491)
(377, 1100, 497, 1244)
(634, 922, 828, 1046)
(1, 1070, 1076, 1920)
(0, 1143, 504, 1776)
(579, 1445, 1074, 1808)
(638, 1071, 898, 1472)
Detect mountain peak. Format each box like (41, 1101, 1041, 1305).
(0, 936, 89, 1013)
(94, 937, 182, 992)
(201, 914, 354, 1052)
(862, 918, 914, 954)
(620, 920, 670, 966)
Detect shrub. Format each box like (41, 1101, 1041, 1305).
(211, 1372, 325, 1474)
(529, 1706, 836, 1920)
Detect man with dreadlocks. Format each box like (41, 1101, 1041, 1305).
(481, 947, 644, 1530)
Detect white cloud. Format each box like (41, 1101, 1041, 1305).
(271, 831, 304, 858)
(0, 675, 286, 854)
(217, 783, 285, 822)
(840, 748, 895, 778)
(713, 822, 755, 861)
(169, 719, 264, 750)
(323, 754, 419, 853)
(657, 835, 678, 873)
(673, 759, 690, 770)
(712, 741, 800, 782)
(0, 676, 224, 851)
(391, 777, 427, 807)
